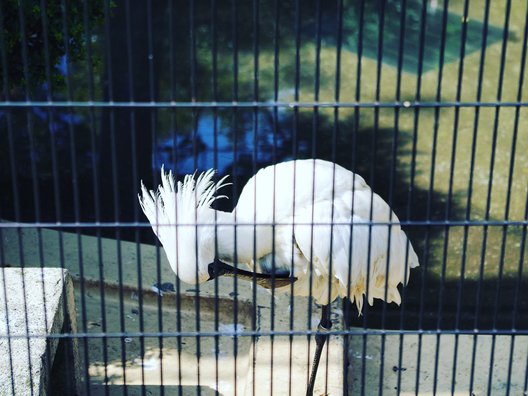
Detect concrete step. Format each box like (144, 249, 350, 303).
(0, 267, 81, 395)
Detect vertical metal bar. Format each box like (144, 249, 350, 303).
(147, 0, 160, 396)
(250, 0, 260, 393)
(188, 1, 203, 393)
(329, 1, 344, 394)
(270, 0, 280, 393)
(343, 0, 360, 391)
(393, 1, 413, 394)
(362, 3, 385, 387)
(413, 0, 448, 391)
(429, 0, 469, 393)
(457, 0, 490, 329)
(449, 0, 490, 392)
(289, 0, 301, 393)
(81, 0, 100, 392)
(347, 1, 368, 394)
(0, 11, 16, 387)
(56, 1, 80, 393)
(506, 10, 528, 396)
(489, 0, 515, 331)
(349, 1, 368, 393)
(2, 113, 27, 393)
(15, 3, 38, 393)
(485, 1, 513, 394)
(231, 0, 240, 393)
(123, 0, 147, 393)
(210, 0, 220, 394)
(467, 4, 502, 391)
(103, 0, 117, 390)
(0, 13, 16, 386)
(307, 0, 322, 388)
(420, 2, 446, 393)
(145, 0, 164, 393)
(36, 1, 67, 391)
(371, 1, 388, 394)
(416, 0, 448, 330)
(0, 13, 15, 387)
(325, 2, 336, 392)
(167, 3, 183, 394)
(451, 1, 491, 393)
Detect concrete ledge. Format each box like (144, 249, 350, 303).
(0, 268, 80, 396)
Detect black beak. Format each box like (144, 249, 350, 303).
(207, 258, 297, 289)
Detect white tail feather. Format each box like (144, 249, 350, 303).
(138, 166, 231, 284)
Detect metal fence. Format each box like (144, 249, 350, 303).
(0, 0, 527, 395)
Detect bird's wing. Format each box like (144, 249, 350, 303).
(232, 158, 418, 308)
(233, 159, 363, 261)
(292, 193, 418, 311)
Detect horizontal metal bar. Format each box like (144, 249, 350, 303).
(0, 220, 527, 228)
(0, 100, 527, 109)
(0, 328, 526, 340)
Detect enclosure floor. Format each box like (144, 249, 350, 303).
(347, 332, 528, 395)
(2, 226, 344, 394)
(3, 226, 526, 394)
(80, 287, 252, 395)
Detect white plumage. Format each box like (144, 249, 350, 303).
(139, 159, 419, 312)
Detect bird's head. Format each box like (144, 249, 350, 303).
(139, 167, 230, 285)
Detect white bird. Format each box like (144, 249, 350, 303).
(139, 159, 419, 395)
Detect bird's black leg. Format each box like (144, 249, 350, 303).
(306, 304, 332, 396)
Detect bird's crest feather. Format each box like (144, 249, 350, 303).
(139, 166, 230, 229)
